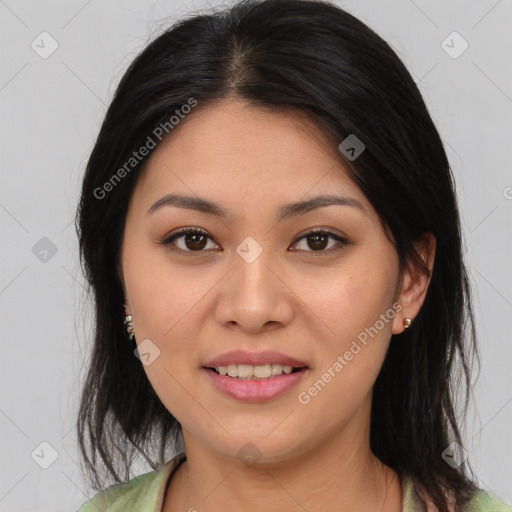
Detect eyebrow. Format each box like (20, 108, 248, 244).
(146, 193, 368, 220)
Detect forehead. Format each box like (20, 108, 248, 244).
(143, 99, 342, 170)
(129, 99, 375, 223)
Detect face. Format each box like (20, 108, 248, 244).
(120, 99, 421, 463)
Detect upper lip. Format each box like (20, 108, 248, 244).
(203, 350, 308, 368)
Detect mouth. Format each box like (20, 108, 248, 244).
(202, 364, 309, 380)
(201, 364, 309, 402)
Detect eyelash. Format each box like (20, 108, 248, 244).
(159, 227, 349, 257)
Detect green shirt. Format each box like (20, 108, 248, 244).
(77, 451, 511, 511)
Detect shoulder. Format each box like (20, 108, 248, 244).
(76, 452, 187, 512)
(466, 489, 512, 512)
(401, 473, 511, 512)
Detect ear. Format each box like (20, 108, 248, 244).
(392, 232, 436, 335)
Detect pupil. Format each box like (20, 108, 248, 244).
(308, 234, 327, 251)
(185, 233, 207, 250)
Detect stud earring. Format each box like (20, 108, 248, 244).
(123, 303, 135, 341)
(403, 318, 412, 329)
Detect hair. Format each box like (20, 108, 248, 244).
(75, 0, 481, 510)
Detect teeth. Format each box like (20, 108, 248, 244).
(215, 363, 296, 379)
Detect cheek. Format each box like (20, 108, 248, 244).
(303, 266, 396, 337)
(128, 269, 207, 347)
(294, 272, 397, 421)
(122, 230, 206, 341)
(122, 244, 205, 416)
(298, 255, 398, 378)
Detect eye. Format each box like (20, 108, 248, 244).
(159, 227, 219, 256)
(159, 227, 349, 257)
(290, 229, 349, 255)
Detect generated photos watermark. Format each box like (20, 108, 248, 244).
(297, 301, 403, 405)
(94, 97, 198, 200)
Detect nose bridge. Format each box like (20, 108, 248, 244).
(215, 234, 293, 331)
(232, 234, 277, 296)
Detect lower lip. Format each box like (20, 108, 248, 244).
(202, 367, 308, 402)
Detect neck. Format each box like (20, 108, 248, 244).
(163, 422, 402, 512)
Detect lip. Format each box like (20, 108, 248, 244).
(202, 367, 309, 402)
(203, 349, 308, 368)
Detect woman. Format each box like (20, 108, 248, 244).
(75, 0, 510, 511)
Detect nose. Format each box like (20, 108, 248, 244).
(214, 244, 294, 334)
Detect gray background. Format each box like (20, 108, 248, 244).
(1, 0, 511, 510)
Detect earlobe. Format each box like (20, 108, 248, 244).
(392, 232, 436, 334)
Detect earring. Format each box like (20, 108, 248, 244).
(403, 318, 412, 329)
(123, 303, 135, 341)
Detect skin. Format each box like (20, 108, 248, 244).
(120, 99, 436, 512)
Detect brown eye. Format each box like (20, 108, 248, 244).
(161, 228, 219, 255)
(181, 232, 208, 250)
(160, 227, 349, 257)
(306, 233, 329, 251)
(291, 230, 349, 254)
